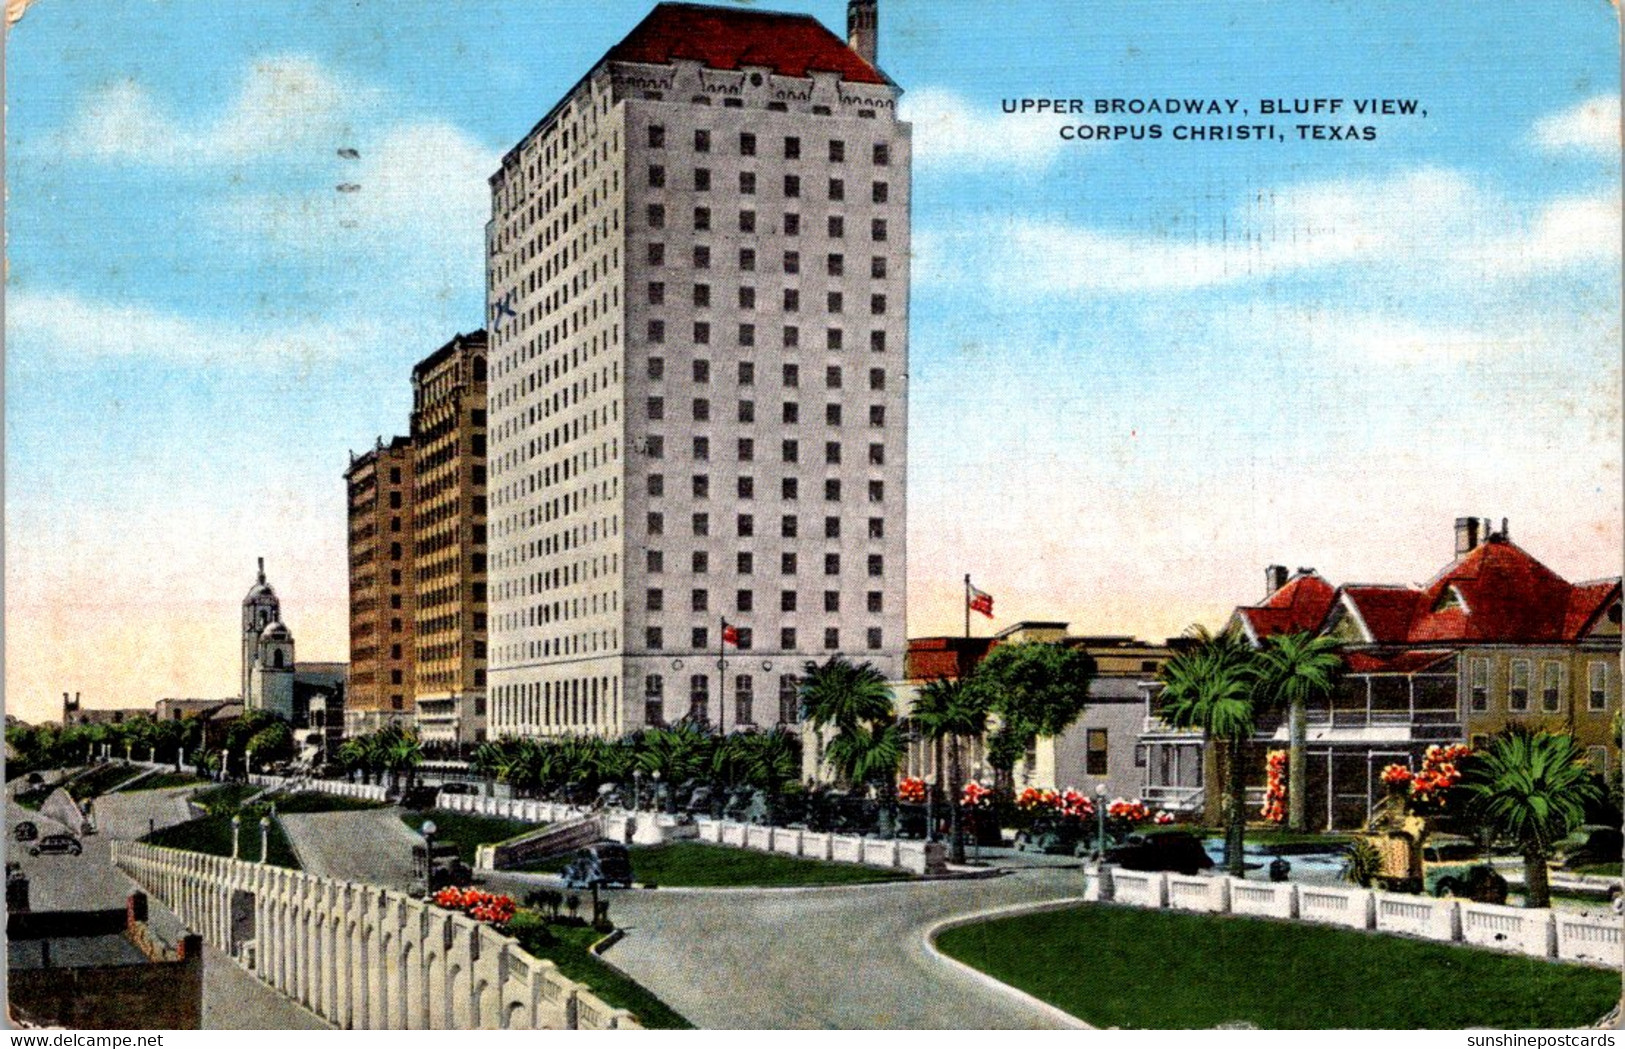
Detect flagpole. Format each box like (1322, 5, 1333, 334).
(718, 616, 727, 737)
(964, 574, 971, 639)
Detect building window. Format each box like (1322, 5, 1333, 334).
(872, 219, 888, 242)
(782, 477, 798, 500)
(781, 552, 797, 575)
(826, 403, 843, 426)
(1541, 662, 1563, 713)
(736, 589, 754, 613)
(740, 248, 756, 271)
(648, 243, 665, 266)
(649, 165, 666, 188)
(871, 330, 886, 353)
(824, 516, 841, 539)
(783, 325, 800, 348)
(738, 438, 755, 461)
(646, 588, 664, 612)
(694, 168, 711, 191)
(648, 281, 666, 305)
(1469, 658, 1489, 712)
(783, 364, 801, 387)
(867, 591, 883, 613)
(828, 178, 845, 201)
(1510, 660, 1532, 711)
(869, 443, 885, 465)
(781, 590, 798, 612)
(782, 439, 798, 463)
(824, 590, 840, 612)
(737, 514, 755, 538)
(784, 213, 800, 236)
(784, 250, 800, 274)
(784, 289, 801, 312)
(691, 474, 710, 499)
(824, 628, 840, 651)
(1086, 729, 1109, 776)
(648, 356, 665, 379)
(828, 328, 843, 351)
(647, 511, 664, 535)
(1589, 661, 1608, 711)
(872, 181, 889, 204)
(825, 479, 842, 502)
(871, 294, 887, 315)
(693, 359, 711, 383)
(825, 442, 842, 465)
(783, 402, 800, 425)
(693, 436, 710, 460)
(690, 674, 709, 722)
(870, 405, 886, 427)
(740, 131, 756, 156)
(866, 627, 883, 651)
(647, 474, 665, 497)
(647, 203, 666, 229)
(646, 627, 663, 649)
(735, 675, 755, 725)
(781, 515, 798, 538)
(647, 320, 666, 344)
(868, 518, 884, 539)
(694, 245, 711, 269)
(738, 551, 754, 575)
(867, 554, 883, 577)
(829, 139, 845, 162)
(692, 398, 711, 423)
(693, 550, 710, 574)
(873, 143, 890, 165)
(781, 628, 797, 652)
(827, 292, 844, 314)
(737, 475, 755, 499)
(779, 675, 800, 723)
(645, 675, 664, 725)
(692, 589, 709, 613)
(648, 125, 665, 148)
(826, 365, 843, 388)
(828, 215, 844, 238)
(1135, 744, 1148, 768)
(692, 512, 710, 536)
(739, 323, 756, 346)
(646, 396, 665, 420)
(738, 361, 756, 385)
(784, 174, 801, 198)
(739, 171, 756, 194)
(646, 550, 664, 573)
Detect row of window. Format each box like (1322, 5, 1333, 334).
(644, 206, 887, 239)
(643, 672, 802, 728)
(646, 289, 891, 316)
(645, 359, 888, 389)
(642, 550, 883, 578)
(646, 127, 890, 167)
(646, 398, 887, 427)
(1467, 658, 1611, 714)
(645, 512, 889, 541)
(646, 588, 885, 613)
(647, 475, 886, 503)
(643, 251, 890, 279)
(641, 437, 889, 466)
(642, 625, 884, 652)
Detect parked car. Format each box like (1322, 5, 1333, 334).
(400, 786, 441, 810)
(30, 833, 83, 857)
(1014, 818, 1089, 855)
(1432, 865, 1509, 904)
(1104, 831, 1215, 876)
(13, 821, 38, 843)
(561, 843, 634, 889)
(439, 782, 475, 795)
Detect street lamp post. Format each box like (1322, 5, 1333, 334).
(421, 819, 438, 894)
(652, 770, 662, 815)
(971, 763, 983, 863)
(1095, 782, 1108, 862)
(633, 770, 644, 812)
(231, 816, 241, 860)
(924, 773, 937, 844)
(258, 817, 270, 866)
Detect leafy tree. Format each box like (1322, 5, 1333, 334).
(382, 729, 424, 793)
(910, 676, 992, 864)
(1254, 632, 1343, 832)
(1461, 727, 1602, 908)
(1157, 625, 1259, 877)
(973, 643, 1093, 787)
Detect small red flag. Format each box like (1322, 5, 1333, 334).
(722, 621, 740, 646)
(968, 585, 994, 619)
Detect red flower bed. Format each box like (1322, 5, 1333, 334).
(897, 776, 927, 803)
(432, 886, 516, 926)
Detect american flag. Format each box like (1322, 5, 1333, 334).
(968, 584, 994, 619)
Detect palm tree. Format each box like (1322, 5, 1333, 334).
(1461, 728, 1601, 908)
(822, 721, 903, 800)
(799, 657, 895, 734)
(1157, 625, 1259, 877)
(337, 738, 369, 783)
(1255, 632, 1343, 832)
(382, 729, 424, 795)
(910, 676, 991, 864)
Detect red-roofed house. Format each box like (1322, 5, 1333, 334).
(1145, 519, 1621, 828)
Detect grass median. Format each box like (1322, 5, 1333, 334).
(935, 902, 1619, 1028)
(401, 809, 541, 865)
(507, 921, 692, 1029)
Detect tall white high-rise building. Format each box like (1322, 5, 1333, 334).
(486, 1, 908, 738)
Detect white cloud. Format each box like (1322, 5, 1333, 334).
(899, 86, 1066, 171)
(5, 289, 386, 366)
(1533, 94, 1621, 155)
(917, 168, 1619, 295)
(64, 55, 373, 166)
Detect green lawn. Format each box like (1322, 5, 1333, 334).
(67, 762, 148, 800)
(508, 921, 692, 1029)
(268, 791, 388, 814)
(1568, 861, 1623, 878)
(144, 811, 301, 869)
(123, 771, 206, 792)
(192, 783, 264, 814)
(525, 840, 915, 888)
(401, 809, 540, 865)
(936, 904, 1618, 1029)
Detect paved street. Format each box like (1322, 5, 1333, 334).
(280, 807, 421, 890)
(7, 786, 329, 1030)
(487, 866, 1090, 1029)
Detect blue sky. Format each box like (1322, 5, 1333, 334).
(6, 1, 1620, 722)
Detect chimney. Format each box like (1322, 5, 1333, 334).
(1501, 517, 1509, 541)
(1265, 565, 1289, 595)
(848, 0, 878, 66)
(1454, 516, 1481, 557)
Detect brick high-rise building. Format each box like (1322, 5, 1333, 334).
(486, 1, 909, 738)
(345, 435, 416, 735)
(409, 330, 491, 746)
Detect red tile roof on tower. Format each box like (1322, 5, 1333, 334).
(607, 3, 888, 85)
(1234, 572, 1337, 640)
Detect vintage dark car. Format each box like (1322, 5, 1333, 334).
(1014, 818, 1090, 855)
(1432, 865, 1509, 904)
(561, 843, 634, 889)
(439, 782, 476, 795)
(13, 821, 38, 843)
(400, 785, 441, 810)
(30, 833, 83, 857)
(1104, 831, 1215, 876)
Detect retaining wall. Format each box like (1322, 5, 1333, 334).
(1084, 866, 1615, 968)
(112, 840, 639, 1030)
(248, 775, 387, 803)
